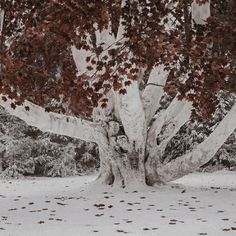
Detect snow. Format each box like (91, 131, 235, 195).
(174, 170, 236, 188)
(0, 171, 236, 236)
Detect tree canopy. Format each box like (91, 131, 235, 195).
(0, 0, 235, 120)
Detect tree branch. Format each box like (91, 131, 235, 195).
(115, 81, 147, 150)
(145, 98, 192, 172)
(0, 96, 103, 144)
(158, 102, 236, 182)
(0, 8, 4, 35)
(145, 83, 165, 88)
(192, 0, 211, 25)
(142, 65, 168, 126)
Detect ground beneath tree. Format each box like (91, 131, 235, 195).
(0, 171, 236, 236)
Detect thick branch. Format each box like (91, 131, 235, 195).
(148, 97, 191, 140)
(142, 65, 168, 126)
(158, 103, 236, 182)
(159, 101, 192, 158)
(0, 97, 102, 144)
(145, 98, 192, 183)
(113, 0, 146, 150)
(115, 81, 147, 150)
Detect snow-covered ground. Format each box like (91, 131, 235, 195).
(0, 171, 236, 236)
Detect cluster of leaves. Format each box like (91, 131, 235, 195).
(0, 0, 235, 120)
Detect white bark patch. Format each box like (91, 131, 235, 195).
(108, 121, 120, 137)
(116, 0, 126, 40)
(95, 26, 115, 47)
(92, 92, 116, 123)
(72, 25, 116, 78)
(192, 0, 211, 25)
(116, 135, 129, 151)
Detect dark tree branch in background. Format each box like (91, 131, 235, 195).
(145, 83, 165, 88)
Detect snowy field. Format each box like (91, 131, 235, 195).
(0, 171, 236, 236)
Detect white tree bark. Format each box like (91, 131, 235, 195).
(146, 98, 192, 163)
(149, 97, 191, 139)
(142, 65, 168, 126)
(115, 0, 147, 150)
(158, 103, 236, 182)
(154, 100, 192, 163)
(0, 97, 103, 144)
(0, 8, 4, 35)
(115, 81, 146, 149)
(192, 0, 211, 25)
(145, 97, 192, 184)
(71, 45, 93, 76)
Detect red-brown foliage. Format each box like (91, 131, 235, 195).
(0, 0, 235, 120)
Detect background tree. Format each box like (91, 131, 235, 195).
(0, 0, 235, 187)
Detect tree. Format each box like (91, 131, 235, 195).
(0, 0, 235, 187)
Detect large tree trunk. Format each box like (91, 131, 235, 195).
(96, 119, 146, 188)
